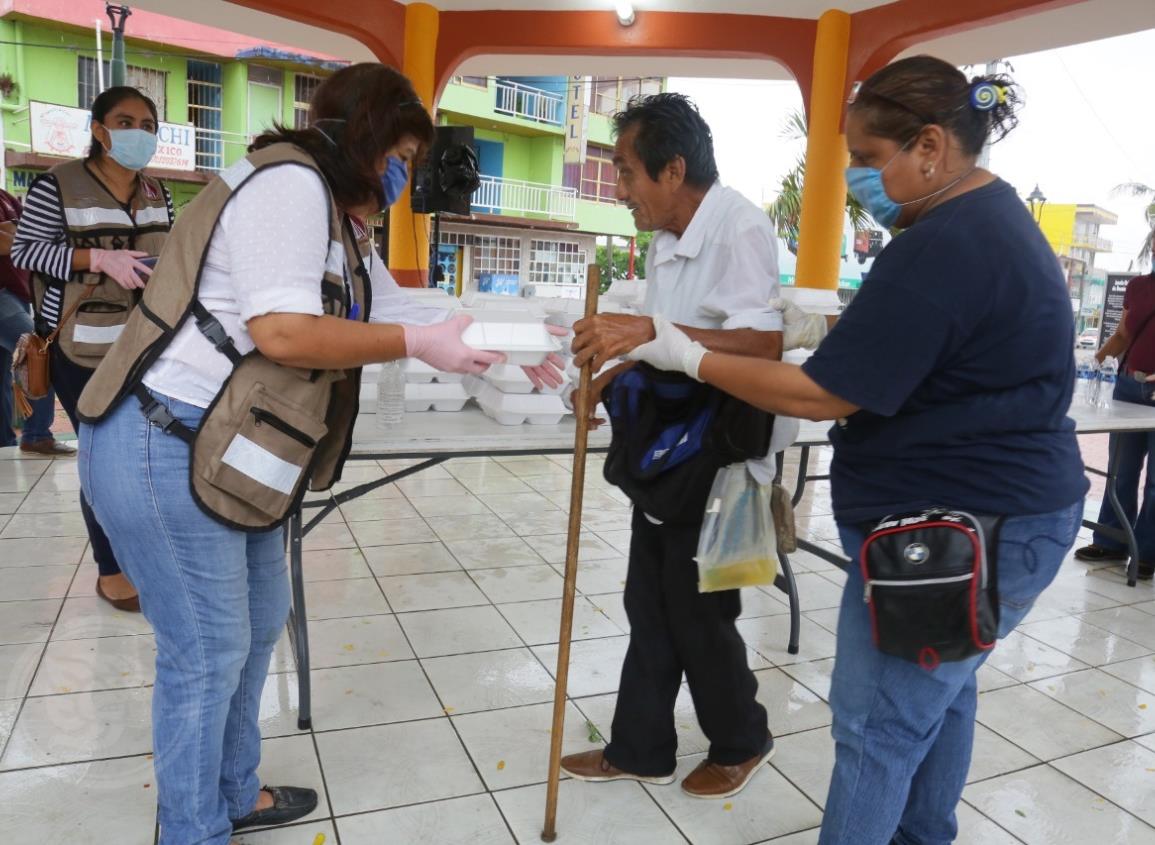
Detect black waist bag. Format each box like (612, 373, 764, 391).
(602, 363, 773, 524)
(860, 509, 1003, 669)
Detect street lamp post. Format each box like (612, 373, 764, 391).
(105, 4, 131, 89)
(1026, 183, 1047, 223)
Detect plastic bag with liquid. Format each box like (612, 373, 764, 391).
(695, 464, 778, 593)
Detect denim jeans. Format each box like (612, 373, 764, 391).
(0, 288, 53, 445)
(818, 500, 1083, 845)
(1093, 374, 1155, 560)
(80, 391, 289, 845)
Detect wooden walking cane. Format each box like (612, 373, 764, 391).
(542, 263, 601, 842)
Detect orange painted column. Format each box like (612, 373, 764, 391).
(793, 9, 851, 309)
(388, 3, 438, 287)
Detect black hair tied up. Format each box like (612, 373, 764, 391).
(850, 55, 1021, 156)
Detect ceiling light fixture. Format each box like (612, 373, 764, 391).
(615, 0, 635, 26)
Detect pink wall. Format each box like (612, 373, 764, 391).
(3, 0, 341, 61)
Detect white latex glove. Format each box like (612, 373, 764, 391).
(770, 297, 828, 351)
(521, 324, 568, 389)
(403, 314, 506, 375)
(626, 314, 707, 381)
(90, 248, 151, 291)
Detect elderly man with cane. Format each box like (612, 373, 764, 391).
(562, 92, 793, 799)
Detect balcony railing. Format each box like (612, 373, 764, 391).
(1072, 235, 1113, 253)
(472, 175, 577, 221)
(494, 79, 564, 126)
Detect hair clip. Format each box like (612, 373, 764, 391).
(846, 81, 863, 105)
(970, 81, 1006, 111)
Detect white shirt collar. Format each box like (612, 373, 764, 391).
(652, 181, 722, 266)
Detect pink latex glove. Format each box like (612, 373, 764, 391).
(403, 314, 505, 374)
(521, 323, 569, 390)
(90, 248, 151, 290)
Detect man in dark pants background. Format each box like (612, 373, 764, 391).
(564, 93, 789, 799)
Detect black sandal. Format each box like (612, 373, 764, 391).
(231, 785, 318, 831)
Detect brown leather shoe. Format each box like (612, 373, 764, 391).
(96, 578, 141, 613)
(19, 438, 77, 456)
(560, 749, 675, 785)
(681, 738, 775, 799)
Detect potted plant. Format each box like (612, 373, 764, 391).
(0, 73, 18, 100)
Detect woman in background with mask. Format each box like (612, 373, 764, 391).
(13, 86, 172, 612)
(622, 56, 1087, 844)
(77, 64, 508, 845)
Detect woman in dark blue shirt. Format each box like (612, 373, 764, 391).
(624, 56, 1087, 844)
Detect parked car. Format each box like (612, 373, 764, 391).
(1077, 329, 1099, 349)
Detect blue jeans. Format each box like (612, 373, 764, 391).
(0, 288, 53, 445)
(80, 391, 289, 845)
(1093, 374, 1155, 560)
(819, 500, 1083, 845)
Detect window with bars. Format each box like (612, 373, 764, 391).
(78, 57, 168, 119)
(589, 76, 662, 116)
(293, 74, 323, 129)
(187, 61, 224, 171)
(580, 143, 618, 204)
(529, 239, 587, 286)
(470, 235, 521, 288)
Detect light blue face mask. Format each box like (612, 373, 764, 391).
(102, 127, 158, 171)
(847, 135, 975, 229)
(845, 142, 911, 229)
(382, 156, 409, 208)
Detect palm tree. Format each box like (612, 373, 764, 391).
(1113, 182, 1155, 264)
(766, 109, 874, 250)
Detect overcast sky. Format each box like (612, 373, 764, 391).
(669, 27, 1155, 273)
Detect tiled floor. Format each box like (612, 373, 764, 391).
(1, 439, 1154, 844)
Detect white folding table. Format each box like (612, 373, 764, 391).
(786, 400, 1155, 586)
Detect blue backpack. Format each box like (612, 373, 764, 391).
(602, 363, 773, 523)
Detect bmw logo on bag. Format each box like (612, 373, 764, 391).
(904, 543, 930, 565)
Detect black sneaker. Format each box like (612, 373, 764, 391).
(1074, 544, 1128, 563)
(231, 785, 318, 831)
(1139, 562, 1154, 581)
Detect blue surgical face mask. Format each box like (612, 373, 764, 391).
(382, 156, 409, 208)
(102, 127, 158, 171)
(845, 142, 911, 229)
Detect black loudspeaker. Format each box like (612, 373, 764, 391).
(411, 125, 481, 215)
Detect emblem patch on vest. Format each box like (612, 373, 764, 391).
(142, 179, 160, 202)
(349, 215, 368, 242)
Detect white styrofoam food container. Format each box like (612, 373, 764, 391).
(481, 363, 570, 396)
(460, 291, 545, 316)
(474, 382, 569, 426)
(462, 320, 562, 366)
(400, 357, 465, 384)
(403, 381, 470, 412)
(405, 288, 462, 309)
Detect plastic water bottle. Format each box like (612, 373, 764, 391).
(1087, 359, 1102, 406)
(1076, 358, 1092, 401)
(376, 361, 405, 427)
(1099, 357, 1117, 408)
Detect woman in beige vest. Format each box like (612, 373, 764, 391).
(77, 65, 504, 845)
(13, 86, 173, 612)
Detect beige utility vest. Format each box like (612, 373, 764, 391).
(78, 144, 372, 532)
(32, 158, 171, 369)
